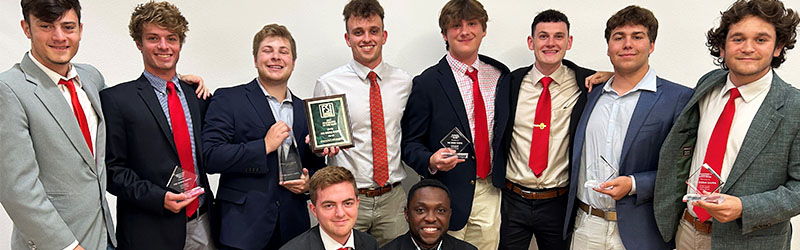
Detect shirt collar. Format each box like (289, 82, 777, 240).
(445, 52, 480, 76)
(320, 227, 356, 250)
(27, 51, 80, 87)
(411, 236, 443, 250)
(603, 67, 658, 95)
(530, 63, 569, 86)
(257, 78, 293, 103)
(143, 70, 180, 94)
(723, 70, 772, 103)
(349, 59, 386, 83)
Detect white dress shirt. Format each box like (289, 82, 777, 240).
(320, 227, 356, 250)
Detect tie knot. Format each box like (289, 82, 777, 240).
(166, 81, 177, 94)
(728, 87, 741, 100)
(540, 76, 553, 88)
(465, 68, 479, 82)
(58, 78, 75, 89)
(367, 71, 378, 83)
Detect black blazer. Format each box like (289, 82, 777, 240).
(101, 74, 214, 250)
(279, 226, 378, 250)
(401, 55, 510, 230)
(202, 79, 325, 249)
(379, 232, 477, 250)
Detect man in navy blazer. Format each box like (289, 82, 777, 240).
(564, 6, 692, 250)
(202, 24, 326, 250)
(401, 1, 510, 249)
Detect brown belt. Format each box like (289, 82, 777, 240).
(578, 200, 617, 221)
(358, 182, 401, 197)
(683, 209, 712, 234)
(504, 181, 567, 200)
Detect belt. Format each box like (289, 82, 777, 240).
(187, 201, 208, 221)
(683, 209, 712, 234)
(578, 200, 617, 221)
(358, 182, 401, 197)
(504, 181, 567, 200)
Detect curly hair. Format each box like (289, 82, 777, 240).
(707, 0, 799, 69)
(309, 166, 357, 204)
(342, 0, 384, 31)
(605, 5, 658, 42)
(129, 1, 189, 45)
(251, 23, 297, 60)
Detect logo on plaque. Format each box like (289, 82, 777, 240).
(304, 94, 355, 152)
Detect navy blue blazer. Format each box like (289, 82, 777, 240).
(563, 76, 692, 250)
(202, 79, 325, 250)
(401, 55, 510, 231)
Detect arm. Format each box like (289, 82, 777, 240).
(401, 77, 436, 177)
(202, 91, 273, 174)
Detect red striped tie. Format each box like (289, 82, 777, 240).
(368, 72, 389, 186)
(58, 79, 93, 155)
(166, 81, 199, 217)
(465, 69, 490, 179)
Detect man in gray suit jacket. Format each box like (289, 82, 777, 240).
(0, 1, 116, 249)
(654, 0, 800, 249)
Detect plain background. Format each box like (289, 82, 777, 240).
(1, 0, 799, 249)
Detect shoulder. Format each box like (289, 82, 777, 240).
(0, 64, 25, 83)
(657, 77, 693, 94)
(510, 65, 533, 79)
(73, 63, 104, 84)
(443, 234, 478, 250)
(280, 227, 320, 249)
(316, 64, 353, 83)
(697, 69, 728, 87)
(101, 79, 140, 96)
(213, 81, 253, 98)
(354, 229, 379, 249)
(478, 54, 510, 73)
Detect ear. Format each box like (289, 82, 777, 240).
(773, 44, 784, 57)
(381, 30, 388, 45)
(648, 41, 655, 54)
(527, 35, 534, 51)
(567, 35, 574, 50)
(21, 20, 32, 39)
(344, 32, 352, 48)
(404, 206, 409, 222)
(309, 202, 318, 218)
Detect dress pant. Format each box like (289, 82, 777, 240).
(570, 207, 625, 250)
(499, 187, 569, 250)
(448, 176, 502, 250)
(354, 185, 408, 246)
(675, 215, 711, 250)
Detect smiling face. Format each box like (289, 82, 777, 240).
(137, 23, 181, 80)
(254, 36, 295, 86)
(310, 181, 359, 244)
(443, 19, 486, 64)
(607, 24, 654, 75)
(721, 15, 782, 86)
(529, 21, 572, 74)
(22, 9, 82, 76)
(406, 187, 451, 249)
(345, 14, 387, 69)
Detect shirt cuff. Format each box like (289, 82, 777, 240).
(628, 175, 637, 196)
(62, 240, 79, 250)
(428, 166, 438, 175)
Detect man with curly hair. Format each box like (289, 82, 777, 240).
(654, 0, 800, 249)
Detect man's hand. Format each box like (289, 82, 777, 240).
(593, 176, 632, 200)
(428, 148, 464, 173)
(264, 121, 291, 154)
(305, 135, 341, 157)
(585, 71, 614, 92)
(74, 245, 85, 250)
(693, 193, 742, 223)
(164, 191, 197, 213)
(280, 168, 310, 194)
(178, 74, 212, 100)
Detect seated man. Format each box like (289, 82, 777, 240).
(380, 179, 476, 250)
(281, 166, 379, 250)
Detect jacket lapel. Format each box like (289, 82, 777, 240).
(435, 57, 472, 142)
(619, 80, 663, 168)
(137, 75, 178, 154)
(245, 79, 277, 128)
(572, 81, 606, 169)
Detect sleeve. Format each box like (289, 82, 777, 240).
(313, 78, 330, 97)
(401, 76, 435, 178)
(202, 90, 272, 174)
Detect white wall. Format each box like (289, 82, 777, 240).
(1, 0, 799, 249)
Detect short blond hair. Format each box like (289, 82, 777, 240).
(129, 1, 189, 44)
(252, 23, 297, 60)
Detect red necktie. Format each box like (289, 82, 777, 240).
(693, 88, 740, 222)
(337, 248, 350, 250)
(529, 76, 553, 177)
(58, 79, 93, 155)
(166, 81, 198, 217)
(465, 69, 490, 179)
(368, 72, 389, 186)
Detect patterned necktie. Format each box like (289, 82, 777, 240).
(529, 76, 553, 177)
(166, 81, 199, 217)
(693, 88, 740, 222)
(368, 71, 389, 186)
(58, 79, 93, 155)
(465, 68, 490, 179)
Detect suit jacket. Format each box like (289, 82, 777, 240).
(654, 69, 800, 250)
(202, 79, 326, 249)
(565, 76, 692, 249)
(0, 53, 116, 250)
(401, 55, 510, 230)
(101, 74, 215, 250)
(379, 232, 477, 250)
(493, 59, 595, 189)
(279, 226, 378, 250)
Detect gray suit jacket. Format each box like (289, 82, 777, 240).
(0, 53, 116, 250)
(654, 69, 800, 250)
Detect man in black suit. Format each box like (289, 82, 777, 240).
(101, 2, 214, 249)
(380, 179, 477, 250)
(281, 166, 379, 250)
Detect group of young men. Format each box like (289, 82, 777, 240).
(1, 0, 799, 250)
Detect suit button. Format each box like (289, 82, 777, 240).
(471, 156, 476, 160)
(276, 201, 280, 206)
(470, 180, 475, 185)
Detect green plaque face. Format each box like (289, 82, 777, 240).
(304, 94, 354, 152)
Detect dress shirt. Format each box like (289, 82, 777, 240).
(506, 64, 578, 189)
(314, 59, 411, 188)
(444, 52, 501, 164)
(577, 67, 657, 211)
(258, 81, 294, 147)
(320, 228, 356, 250)
(411, 236, 443, 250)
(686, 71, 771, 217)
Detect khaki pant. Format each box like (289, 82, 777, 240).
(570, 208, 625, 250)
(676, 215, 711, 250)
(354, 185, 408, 246)
(185, 213, 215, 250)
(448, 176, 502, 250)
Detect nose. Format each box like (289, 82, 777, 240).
(52, 27, 66, 41)
(334, 205, 345, 217)
(157, 38, 168, 49)
(423, 211, 437, 223)
(741, 39, 756, 53)
(622, 37, 634, 49)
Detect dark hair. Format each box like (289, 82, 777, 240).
(532, 9, 570, 35)
(21, 0, 81, 24)
(309, 166, 357, 204)
(604, 5, 658, 42)
(406, 179, 451, 208)
(129, 1, 189, 45)
(707, 0, 799, 69)
(342, 0, 384, 31)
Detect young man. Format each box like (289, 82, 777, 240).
(495, 10, 596, 250)
(566, 6, 692, 250)
(202, 24, 326, 250)
(380, 179, 477, 250)
(314, 0, 412, 245)
(280, 166, 379, 250)
(401, 0, 510, 249)
(0, 0, 116, 249)
(654, 0, 800, 249)
(101, 2, 214, 249)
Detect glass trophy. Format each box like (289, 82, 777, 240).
(278, 135, 303, 182)
(682, 163, 725, 204)
(166, 166, 205, 197)
(439, 127, 471, 159)
(584, 155, 617, 190)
